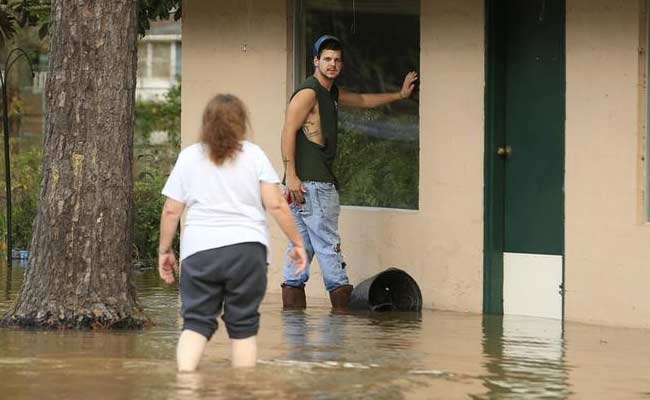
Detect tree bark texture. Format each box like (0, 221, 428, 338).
(2, 0, 147, 328)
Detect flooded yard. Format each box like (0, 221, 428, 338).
(1, 262, 649, 399)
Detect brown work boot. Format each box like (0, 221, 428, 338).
(329, 284, 353, 309)
(281, 284, 306, 309)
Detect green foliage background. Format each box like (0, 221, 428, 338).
(132, 84, 180, 263)
(135, 84, 180, 148)
(0, 84, 181, 265)
(0, 141, 42, 250)
(335, 128, 418, 210)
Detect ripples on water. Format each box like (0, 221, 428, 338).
(1, 263, 649, 399)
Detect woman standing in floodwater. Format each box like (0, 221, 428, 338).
(157, 94, 307, 371)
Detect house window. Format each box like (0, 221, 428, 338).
(294, 0, 420, 210)
(174, 42, 182, 78)
(151, 42, 171, 79)
(137, 41, 181, 81)
(136, 39, 181, 100)
(137, 43, 148, 80)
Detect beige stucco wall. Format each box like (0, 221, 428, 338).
(181, 0, 288, 147)
(182, 0, 650, 327)
(182, 0, 485, 313)
(565, 0, 650, 328)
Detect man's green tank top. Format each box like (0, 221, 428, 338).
(291, 76, 339, 186)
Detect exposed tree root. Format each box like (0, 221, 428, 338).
(1, 308, 152, 330)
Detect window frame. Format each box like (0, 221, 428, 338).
(137, 35, 181, 84)
(639, 0, 650, 222)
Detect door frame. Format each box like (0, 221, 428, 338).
(483, 0, 506, 315)
(483, 0, 566, 316)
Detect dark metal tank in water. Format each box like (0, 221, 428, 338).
(348, 268, 422, 312)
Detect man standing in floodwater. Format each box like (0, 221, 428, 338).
(280, 34, 418, 309)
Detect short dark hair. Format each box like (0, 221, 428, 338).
(317, 40, 342, 59)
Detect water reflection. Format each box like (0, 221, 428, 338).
(2, 259, 27, 302)
(3, 263, 10, 301)
(281, 308, 422, 365)
(477, 315, 571, 399)
(282, 309, 347, 362)
(1, 260, 650, 399)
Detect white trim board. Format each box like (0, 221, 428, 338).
(503, 252, 563, 320)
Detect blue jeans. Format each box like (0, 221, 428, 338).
(283, 181, 350, 291)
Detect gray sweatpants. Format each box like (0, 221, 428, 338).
(180, 242, 267, 340)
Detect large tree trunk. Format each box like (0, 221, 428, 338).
(1, 0, 147, 328)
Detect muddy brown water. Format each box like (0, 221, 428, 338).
(1, 262, 649, 399)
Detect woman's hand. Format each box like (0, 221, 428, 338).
(289, 246, 307, 274)
(158, 250, 178, 284)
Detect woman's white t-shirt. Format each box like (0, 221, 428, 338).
(162, 141, 280, 261)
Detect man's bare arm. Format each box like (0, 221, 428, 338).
(339, 71, 418, 108)
(281, 89, 317, 204)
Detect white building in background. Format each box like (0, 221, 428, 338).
(136, 19, 181, 100)
(31, 20, 182, 101)
(22, 20, 180, 146)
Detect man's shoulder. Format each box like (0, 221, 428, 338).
(292, 78, 319, 97)
(290, 84, 318, 106)
(298, 76, 319, 89)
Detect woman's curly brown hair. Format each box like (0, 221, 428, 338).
(200, 94, 249, 165)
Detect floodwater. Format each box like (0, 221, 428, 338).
(1, 262, 649, 400)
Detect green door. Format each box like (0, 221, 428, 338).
(484, 0, 565, 317)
